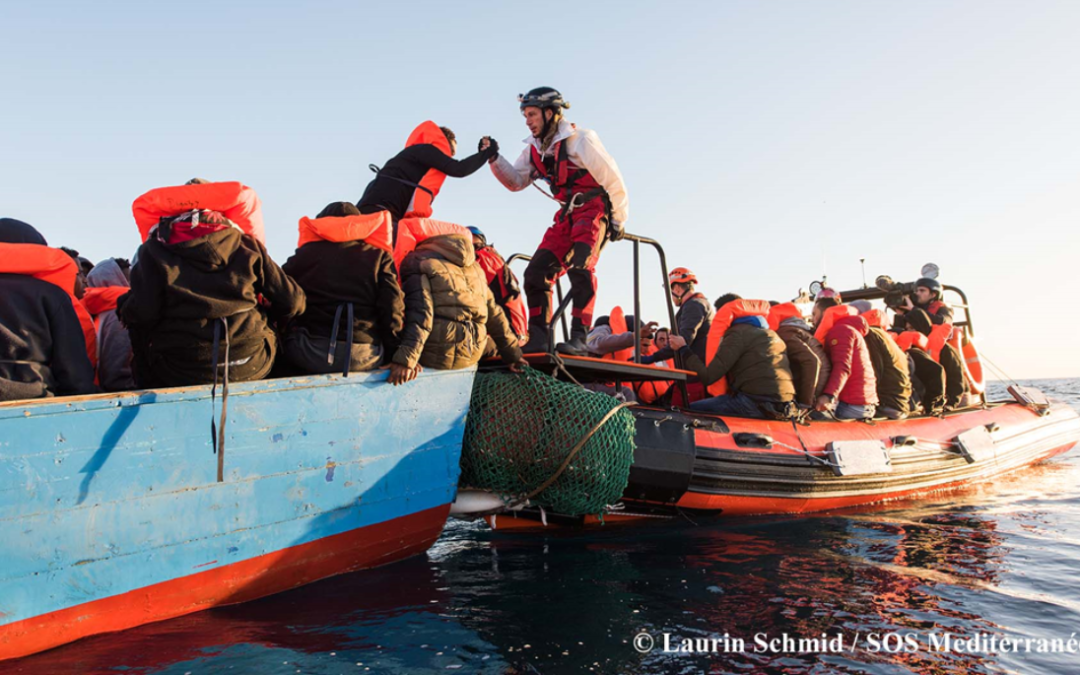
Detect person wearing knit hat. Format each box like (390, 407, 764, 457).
(282, 201, 405, 375)
(0, 218, 96, 400)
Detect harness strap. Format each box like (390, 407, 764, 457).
(343, 303, 354, 377)
(327, 302, 356, 377)
(368, 163, 435, 197)
(210, 317, 230, 482)
(328, 304, 344, 365)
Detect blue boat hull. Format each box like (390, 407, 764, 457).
(0, 368, 474, 660)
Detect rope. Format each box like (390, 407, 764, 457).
(979, 350, 1020, 388)
(507, 400, 636, 509)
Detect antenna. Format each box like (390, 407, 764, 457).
(860, 258, 867, 288)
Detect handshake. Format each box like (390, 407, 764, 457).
(478, 136, 500, 161)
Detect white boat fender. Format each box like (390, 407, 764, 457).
(450, 490, 508, 515)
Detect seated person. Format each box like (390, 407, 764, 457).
(904, 308, 968, 409)
(812, 299, 878, 420)
(896, 331, 946, 416)
(0, 218, 96, 400)
(84, 258, 135, 391)
(282, 202, 404, 374)
(586, 313, 656, 359)
(582, 312, 659, 402)
(670, 298, 795, 420)
(469, 226, 529, 348)
(647, 268, 712, 363)
(769, 302, 830, 409)
(389, 231, 525, 384)
(654, 327, 670, 352)
(119, 203, 306, 387)
(857, 307, 912, 419)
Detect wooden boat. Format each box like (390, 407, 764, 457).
(0, 368, 474, 661)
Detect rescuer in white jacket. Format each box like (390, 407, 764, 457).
(485, 87, 629, 355)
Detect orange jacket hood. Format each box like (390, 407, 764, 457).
(296, 212, 393, 254)
(133, 181, 265, 244)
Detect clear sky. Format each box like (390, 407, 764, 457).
(2, 1, 1078, 378)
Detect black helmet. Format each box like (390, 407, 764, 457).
(916, 277, 942, 298)
(518, 87, 570, 112)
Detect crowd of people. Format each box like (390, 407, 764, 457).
(2, 85, 978, 423)
(583, 271, 979, 421)
(1, 86, 630, 401)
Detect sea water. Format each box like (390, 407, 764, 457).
(10, 379, 1080, 675)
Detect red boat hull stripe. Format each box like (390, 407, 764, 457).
(0, 504, 450, 662)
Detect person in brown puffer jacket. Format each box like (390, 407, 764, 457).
(389, 233, 526, 384)
(768, 302, 830, 408)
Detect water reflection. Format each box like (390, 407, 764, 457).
(9, 381, 1080, 675)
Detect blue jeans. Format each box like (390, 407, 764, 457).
(835, 402, 876, 420)
(689, 391, 766, 419)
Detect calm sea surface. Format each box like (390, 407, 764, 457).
(10, 379, 1080, 675)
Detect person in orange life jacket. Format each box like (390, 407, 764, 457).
(769, 301, 831, 409)
(85, 258, 135, 392)
(852, 304, 912, 420)
(0, 218, 96, 400)
(643, 267, 713, 363)
(486, 87, 630, 356)
(669, 294, 796, 419)
(582, 313, 657, 403)
(119, 195, 306, 388)
(281, 202, 405, 375)
(467, 226, 529, 350)
(60, 247, 92, 298)
(357, 123, 499, 230)
(586, 314, 657, 358)
(904, 307, 969, 410)
(640, 267, 714, 401)
(893, 277, 953, 330)
(896, 331, 947, 416)
(654, 327, 671, 352)
(812, 297, 878, 420)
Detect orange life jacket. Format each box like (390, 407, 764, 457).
(0, 243, 97, 368)
(132, 181, 265, 244)
(895, 331, 929, 353)
(394, 218, 471, 269)
(813, 304, 857, 344)
(602, 306, 671, 403)
(926, 323, 953, 362)
(402, 121, 452, 219)
(601, 306, 636, 363)
(82, 286, 129, 318)
(296, 212, 393, 254)
(861, 308, 888, 329)
(704, 299, 771, 397)
(767, 302, 801, 332)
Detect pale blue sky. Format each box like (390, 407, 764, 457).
(2, 1, 1078, 377)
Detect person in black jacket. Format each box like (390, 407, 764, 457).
(905, 308, 968, 410)
(282, 202, 405, 374)
(118, 209, 305, 387)
(0, 218, 96, 400)
(357, 123, 498, 224)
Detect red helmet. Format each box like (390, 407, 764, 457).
(668, 267, 698, 285)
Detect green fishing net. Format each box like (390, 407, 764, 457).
(461, 368, 636, 516)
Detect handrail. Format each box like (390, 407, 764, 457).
(506, 253, 569, 343)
